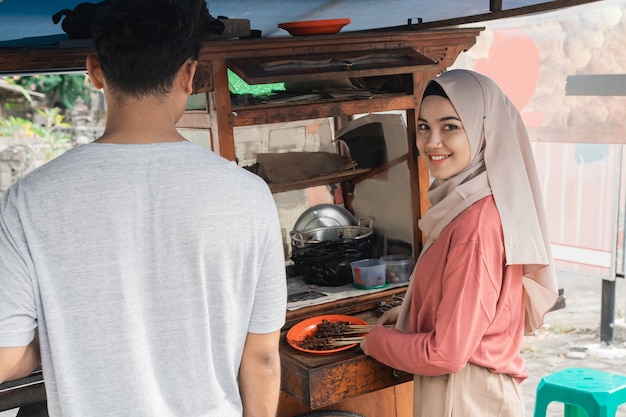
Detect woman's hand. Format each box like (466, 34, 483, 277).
(360, 335, 370, 356)
(376, 306, 401, 326)
(361, 306, 402, 356)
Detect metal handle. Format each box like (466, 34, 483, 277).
(358, 217, 374, 229)
(290, 231, 306, 248)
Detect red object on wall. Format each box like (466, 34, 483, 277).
(475, 29, 542, 127)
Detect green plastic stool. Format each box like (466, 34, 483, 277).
(534, 367, 626, 417)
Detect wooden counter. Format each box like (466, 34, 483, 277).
(278, 293, 415, 417)
(278, 382, 414, 417)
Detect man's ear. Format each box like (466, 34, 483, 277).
(85, 54, 105, 89)
(179, 59, 198, 95)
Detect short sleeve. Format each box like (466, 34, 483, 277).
(0, 193, 37, 347)
(247, 190, 287, 334)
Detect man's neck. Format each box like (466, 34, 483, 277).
(97, 95, 187, 144)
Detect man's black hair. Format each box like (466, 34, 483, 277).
(91, 0, 208, 98)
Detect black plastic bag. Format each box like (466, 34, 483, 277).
(291, 236, 374, 287)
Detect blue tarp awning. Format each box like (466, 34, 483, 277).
(0, 0, 601, 45)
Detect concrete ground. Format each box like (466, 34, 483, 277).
(521, 271, 626, 416)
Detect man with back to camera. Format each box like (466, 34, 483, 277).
(0, 0, 287, 416)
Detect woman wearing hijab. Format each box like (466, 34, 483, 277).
(360, 69, 558, 416)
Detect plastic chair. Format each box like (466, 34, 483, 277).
(534, 367, 626, 417)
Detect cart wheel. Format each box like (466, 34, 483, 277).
(294, 411, 365, 417)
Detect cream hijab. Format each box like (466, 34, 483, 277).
(396, 69, 558, 335)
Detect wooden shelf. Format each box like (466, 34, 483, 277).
(284, 286, 407, 330)
(268, 168, 370, 194)
(228, 48, 437, 84)
(232, 94, 417, 126)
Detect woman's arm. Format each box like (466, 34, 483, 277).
(361, 306, 401, 355)
(365, 209, 512, 376)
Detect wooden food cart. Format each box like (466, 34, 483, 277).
(0, 27, 482, 416)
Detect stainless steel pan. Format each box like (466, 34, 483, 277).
(290, 219, 373, 248)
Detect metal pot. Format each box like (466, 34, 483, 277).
(292, 203, 357, 232)
(290, 219, 373, 248)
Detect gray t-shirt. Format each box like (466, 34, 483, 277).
(0, 141, 287, 416)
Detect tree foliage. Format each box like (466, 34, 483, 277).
(12, 73, 96, 110)
(0, 107, 72, 161)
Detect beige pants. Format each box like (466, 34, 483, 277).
(412, 363, 525, 417)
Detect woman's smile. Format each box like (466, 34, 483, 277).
(429, 154, 452, 163)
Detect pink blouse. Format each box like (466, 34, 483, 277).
(367, 196, 527, 382)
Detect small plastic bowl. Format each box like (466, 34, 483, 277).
(351, 259, 387, 289)
(380, 255, 413, 283)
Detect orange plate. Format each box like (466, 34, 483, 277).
(278, 19, 351, 36)
(286, 314, 368, 354)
